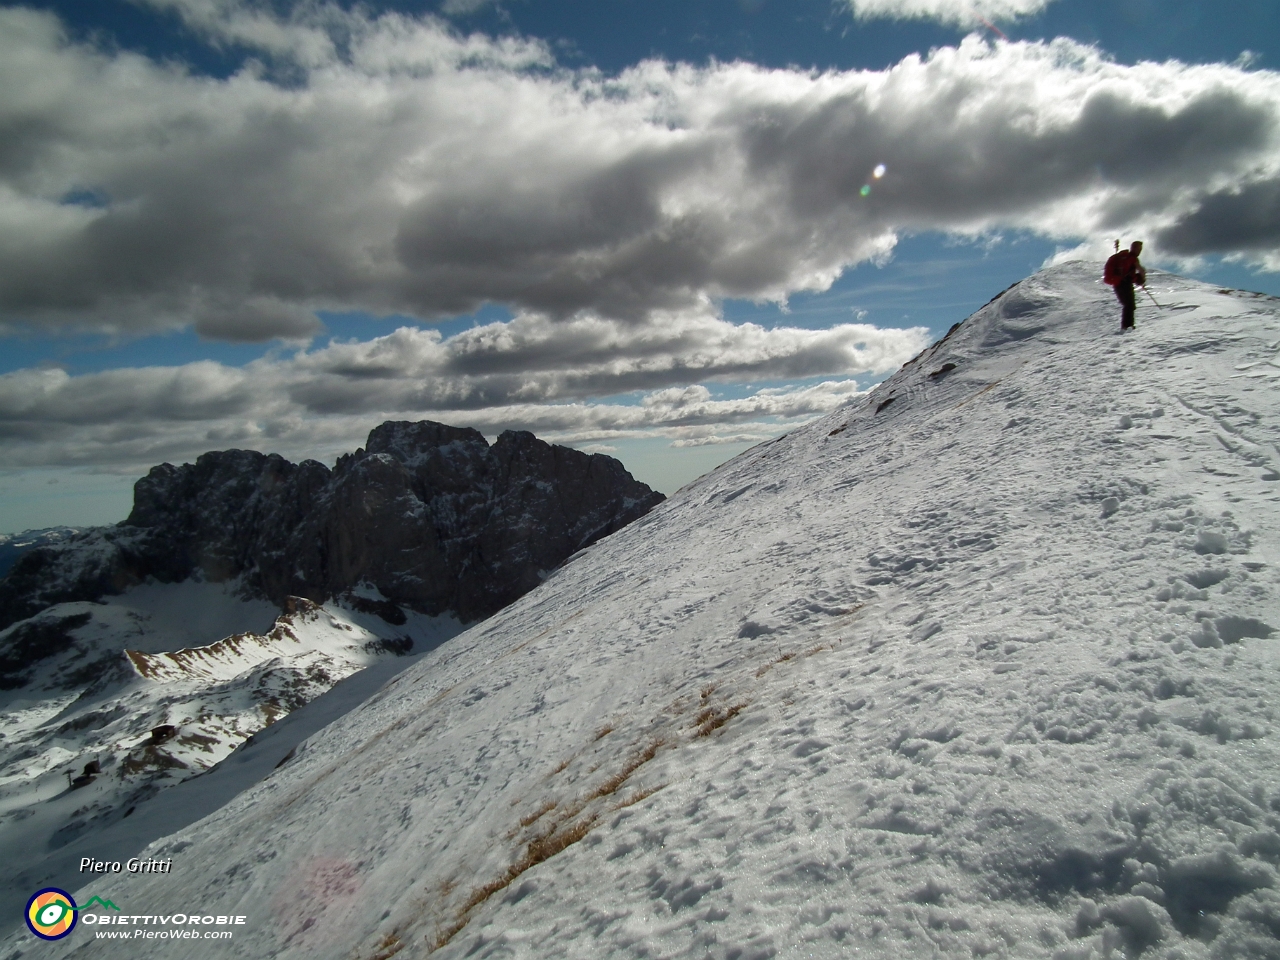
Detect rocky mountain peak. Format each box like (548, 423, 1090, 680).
(0, 421, 663, 630)
(362, 419, 487, 464)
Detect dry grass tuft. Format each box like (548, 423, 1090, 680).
(756, 640, 841, 677)
(431, 738, 666, 952)
(549, 756, 571, 776)
(695, 703, 747, 737)
(524, 815, 598, 866)
(593, 724, 614, 740)
(586, 739, 663, 801)
(369, 933, 404, 960)
(432, 918, 470, 952)
(519, 800, 557, 828)
(613, 784, 666, 810)
(433, 814, 601, 952)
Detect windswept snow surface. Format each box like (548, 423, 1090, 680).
(14, 263, 1280, 959)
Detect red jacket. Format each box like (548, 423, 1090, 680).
(1104, 251, 1145, 286)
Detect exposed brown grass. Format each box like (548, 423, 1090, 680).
(368, 933, 405, 960)
(433, 814, 601, 951)
(613, 784, 666, 810)
(695, 703, 747, 738)
(954, 379, 1002, 409)
(432, 917, 470, 952)
(585, 739, 663, 802)
(431, 738, 666, 952)
(756, 639, 841, 677)
(431, 632, 847, 953)
(755, 649, 795, 678)
(519, 801, 557, 828)
(523, 816, 598, 868)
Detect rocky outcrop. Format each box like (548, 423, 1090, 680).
(0, 422, 663, 629)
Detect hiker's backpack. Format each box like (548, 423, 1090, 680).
(1104, 252, 1129, 286)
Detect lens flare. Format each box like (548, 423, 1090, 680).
(873, 164, 886, 179)
(860, 185, 871, 197)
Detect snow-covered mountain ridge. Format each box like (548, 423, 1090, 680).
(15, 262, 1280, 959)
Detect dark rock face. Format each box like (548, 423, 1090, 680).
(0, 422, 663, 629)
(0, 612, 93, 689)
(0, 527, 80, 579)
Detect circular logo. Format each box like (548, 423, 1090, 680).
(25, 888, 78, 941)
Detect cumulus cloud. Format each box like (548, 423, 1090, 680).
(284, 310, 922, 411)
(1154, 176, 1280, 267)
(3, 0, 1280, 476)
(842, 0, 1054, 27)
(0, 311, 924, 469)
(1, 4, 1277, 343)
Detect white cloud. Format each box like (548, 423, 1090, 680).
(1, 5, 1277, 344)
(0, 311, 921, 469)
(2, 0, 1279, 476)
(282, 310, 923, 411)
(669, 434, 773, 447)
(843, 0, 1054, 27)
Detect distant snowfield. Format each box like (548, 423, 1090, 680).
(10, 263, 1280, 959)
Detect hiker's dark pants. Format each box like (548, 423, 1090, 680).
(1115, 281, 1136, 329)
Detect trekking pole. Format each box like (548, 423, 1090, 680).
(1141, 284, 1163, 309)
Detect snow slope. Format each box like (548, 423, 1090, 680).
(12, 262, 1280, 960)
(0, 583, 463, 924)
(2, 639, 451, 933)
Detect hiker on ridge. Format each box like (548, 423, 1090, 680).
(1104, 241, 1146, 332)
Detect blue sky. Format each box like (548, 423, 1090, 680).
(1, 0, 1278, 532)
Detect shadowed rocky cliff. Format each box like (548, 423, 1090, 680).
(0, 421, 663, 629)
